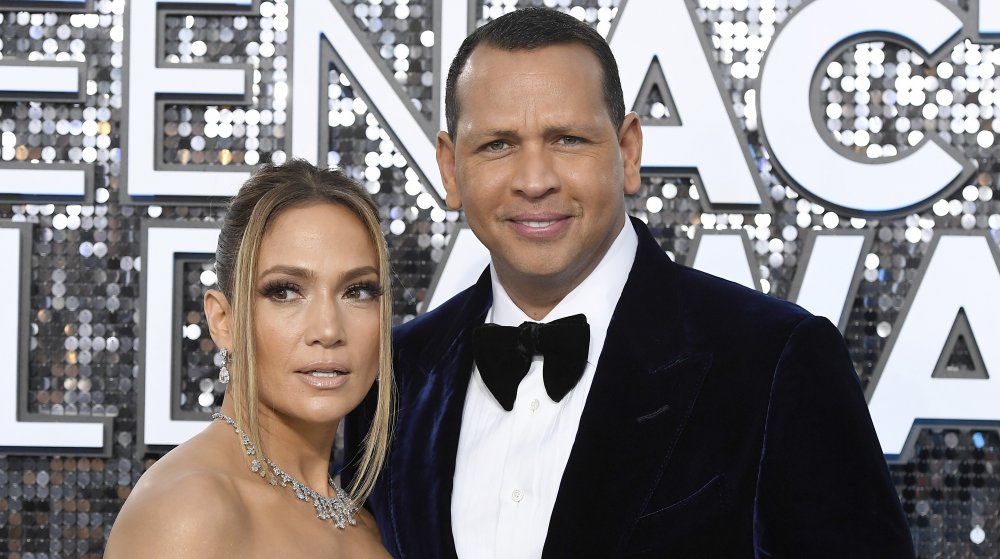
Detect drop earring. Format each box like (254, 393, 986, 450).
(219, 348, 231, 384)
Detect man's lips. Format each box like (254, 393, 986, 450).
(518, 219, 561, 228)
(507, 214, 572, 238)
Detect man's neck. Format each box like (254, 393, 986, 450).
(504, 286, 567, 321)
(494, 251, 612, 321)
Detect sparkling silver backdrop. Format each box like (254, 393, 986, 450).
(0, 0, 998, 556)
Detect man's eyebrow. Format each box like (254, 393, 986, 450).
(466, 123, 602, 140)
(544, 123, 604, 136)
(466, 128, 518, 140)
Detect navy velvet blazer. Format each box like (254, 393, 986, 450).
(344, 217, 914, 558)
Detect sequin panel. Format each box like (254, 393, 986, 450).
(0, 1, 998, 556)
(159, 6, 289, 168)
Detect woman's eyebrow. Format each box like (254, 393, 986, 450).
(257, 265, 378, 282)
(257, 265, 312, 279)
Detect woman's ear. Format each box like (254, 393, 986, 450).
(204, 289, 234, 350)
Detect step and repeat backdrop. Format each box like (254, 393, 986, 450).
(1, 0, 999, 556)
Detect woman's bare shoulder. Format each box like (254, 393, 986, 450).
(105, 441, 248, 557)
(355, 506, 382, 541)
(350, 505, 393, 557)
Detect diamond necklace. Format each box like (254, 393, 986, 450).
(212, 412, 358, 529)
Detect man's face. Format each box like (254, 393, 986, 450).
(437, 43, 642, 301)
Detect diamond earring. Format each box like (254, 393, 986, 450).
(219, 348, 231, 384)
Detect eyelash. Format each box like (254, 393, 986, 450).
(482, 136, 583, 152)
(346, 281, 384, 301)
(258, 280, 383, 302)
(260, 281, 300, 301)
(483, 140, 509, 152)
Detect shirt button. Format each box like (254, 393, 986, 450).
(528, 399, 540, 411)
(511, 489, 524, 503)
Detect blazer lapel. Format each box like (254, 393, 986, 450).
(388, 269, 492, 559)
(543, 219, 712, 558)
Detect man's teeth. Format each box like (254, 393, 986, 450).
(308, 371, 342, 378)
(523, 220, 557, 228)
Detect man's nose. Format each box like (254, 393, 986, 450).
(512, 143, 560, 198)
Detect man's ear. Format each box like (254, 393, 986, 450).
(204, 289, 234, 351)
(436, 131, 463, 209)
(618, 112, 643, 195)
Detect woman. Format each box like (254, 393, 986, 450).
(106, 160, 393, 557)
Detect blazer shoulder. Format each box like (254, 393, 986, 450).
(660, 263, 812, 352)
(631, 217, 807, 329)
(674, 263, 811, 327)
(393, 279, 489, 363)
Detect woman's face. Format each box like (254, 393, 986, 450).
(251, 202, 381, 426)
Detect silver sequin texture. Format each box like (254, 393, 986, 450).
(0, 0, 997, 556)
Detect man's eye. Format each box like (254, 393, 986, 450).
(484, 140, 509, 152)
(558, 136, 582, 146)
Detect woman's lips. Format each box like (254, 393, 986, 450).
(295, 363, 351, 389)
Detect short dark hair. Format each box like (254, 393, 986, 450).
(444, 7, 626, 139)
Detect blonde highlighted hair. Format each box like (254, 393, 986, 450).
(213, 159, 393, 505)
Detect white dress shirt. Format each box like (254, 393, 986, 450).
(451, 217, 639, 559)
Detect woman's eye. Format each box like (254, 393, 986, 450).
(346, 281, 383, 301)
(260, 283, 300, 302)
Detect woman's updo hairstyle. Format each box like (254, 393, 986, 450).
(213, 159, 393, 505)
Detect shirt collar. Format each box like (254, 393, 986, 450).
(489, 215, 639, 365)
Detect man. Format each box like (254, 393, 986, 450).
(345, 7, 914, 558)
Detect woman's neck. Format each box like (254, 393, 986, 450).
(220, 400, 339, 496)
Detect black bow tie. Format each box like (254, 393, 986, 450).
(472, 314, 590, 411)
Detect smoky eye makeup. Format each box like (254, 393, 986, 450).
(344, 279, 384, 301)
(258, 279, 302, 302)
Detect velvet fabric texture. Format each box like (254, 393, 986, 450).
(344, 217, 914, 558)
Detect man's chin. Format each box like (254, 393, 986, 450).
(496, 257, 582, 288)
